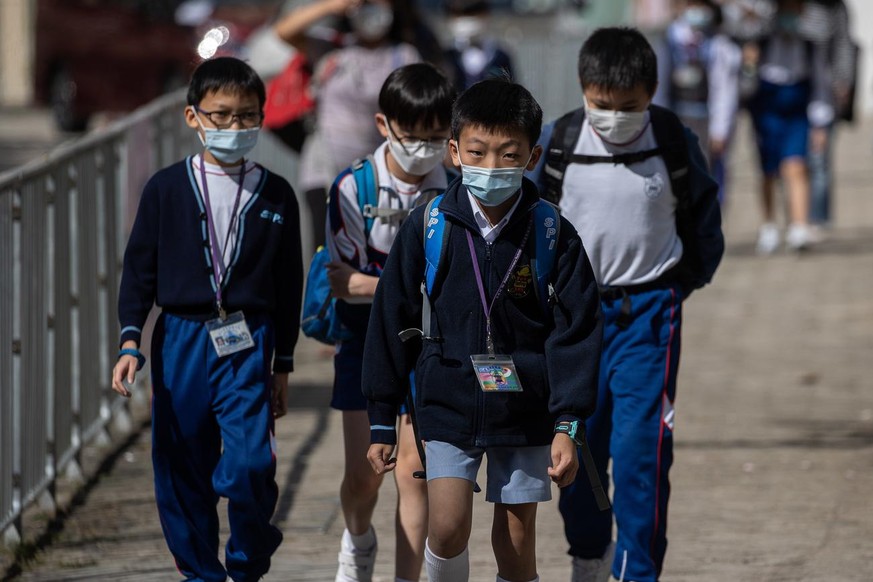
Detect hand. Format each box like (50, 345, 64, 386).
(111, 343, 138, 398)
(809, 128, 828, 154)
(367, 443, 397, 475)
(272, 373, 289, 419)
(326, 260, 356, 299)
(547, 433, 579, 488)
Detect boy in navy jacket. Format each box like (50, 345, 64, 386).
(111, 57, 303, 582)
(364, 78, 603, 582)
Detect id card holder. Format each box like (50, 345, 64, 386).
(470, 354, 523, 393)
(205, 311, 255, 357)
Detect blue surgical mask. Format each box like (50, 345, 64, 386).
(461, 163, 526, 207)
(195, 114, 259, 164)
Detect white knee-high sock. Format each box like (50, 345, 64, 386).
(425, 538, 469, 582)
(496, 576, 539, 582)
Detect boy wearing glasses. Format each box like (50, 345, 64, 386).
(323, 63, 455, 582)
(111, 57, 303, 582)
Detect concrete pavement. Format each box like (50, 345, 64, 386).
(3, 116, 873, 581)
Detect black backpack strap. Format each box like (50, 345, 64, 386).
(542, 107, 585, 205)
(649, 104, 703, 290)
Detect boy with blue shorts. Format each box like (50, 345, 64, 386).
(324, 63, 455, 582)
(111, 57, 303, 582)
(364, 78, 604, 582)
(529, 27, 724, 582)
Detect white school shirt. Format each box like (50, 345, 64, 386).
(468, 191, 522, 243)
(191, 154, 263, 270)
(559, 114, 683, 287)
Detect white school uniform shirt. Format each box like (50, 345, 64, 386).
(559, 114, 683, 287)
(191, 154, 263, 270)
(327, 141, 447, 303)
(468, 191, 522, 243)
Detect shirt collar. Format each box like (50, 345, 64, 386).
(467, 191, 522, 243)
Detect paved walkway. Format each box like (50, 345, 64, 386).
(4, 117, 873, 581)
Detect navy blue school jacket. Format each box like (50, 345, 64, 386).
(118, 157, 303, 373)
(363, 177, 603, 448)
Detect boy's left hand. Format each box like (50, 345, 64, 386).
(548, 433, 579, 488)
(272, 373, 289, 418)
(326, 261, 356, 299)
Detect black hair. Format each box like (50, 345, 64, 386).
(577, 27, 658, 96)
(445, 0, 490, 16)
(451, 77, 542, 148)
(378, 63, 456, 130)
(186, 57, 266, 109)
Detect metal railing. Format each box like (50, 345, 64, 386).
(0, 89, 298, 545)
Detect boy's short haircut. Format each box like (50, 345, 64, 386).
(451, 78, 542, 148)
(378, 63, 456, 130)
(577, 27, 658, 96)
(187, 57, 266, 109)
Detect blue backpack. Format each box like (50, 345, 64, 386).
(408, 194, 561, 340)
(301, 156, 406, 344)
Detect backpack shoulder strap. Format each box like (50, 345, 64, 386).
(419, 194, 450, 339)
(542, 107, 585, 205)
(531, 200, 561, 311)
(352, 155, 378, 238)
(649, 105, 690, 208)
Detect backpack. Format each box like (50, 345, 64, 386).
(301, 156, 407, 344)
(541, 104, 704, 291)
(407, 193, 561, 340)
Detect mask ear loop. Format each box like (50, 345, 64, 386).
(191, 107, 208, 147)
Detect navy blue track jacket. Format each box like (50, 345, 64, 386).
(363, 177, 603, 448)
(118, 157, 303, 373)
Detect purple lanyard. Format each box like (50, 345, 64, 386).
(465, 215, 532, 355)
(199, 159, 246, 319)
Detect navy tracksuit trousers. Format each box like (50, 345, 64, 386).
(151, 312, 282, 582)
(560, 286, 683, 582)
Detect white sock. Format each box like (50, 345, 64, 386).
(425, 538, 469, 582)
(496, 576, 538, 582)
(345, 526, 376, 551)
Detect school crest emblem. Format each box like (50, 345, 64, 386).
(644, 172, 665, 199)
(508, 264, 533, 299)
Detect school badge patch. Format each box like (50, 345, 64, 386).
(644, 172, 665, 199)
(508, 264, 533, 299)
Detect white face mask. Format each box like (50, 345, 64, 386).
(386, 134, 447, 176)
(584, 98, 648, 144)
(349, 3, 394, 42)
(449, 16, 486, 43)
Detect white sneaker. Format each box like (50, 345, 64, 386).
(785, 223, 812, 251)
(336, 528, 377, 582)
(756, 222, 781, 255)
(570, 541, 615, 582)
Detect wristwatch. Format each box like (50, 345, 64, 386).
(554, 420, 584, 447)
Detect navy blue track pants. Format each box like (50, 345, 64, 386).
(560, 286, 683, 582)
(151, 312, 282, 582)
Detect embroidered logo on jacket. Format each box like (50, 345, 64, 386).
(259, 210, 284, 224)
(507, 264, 533, 299)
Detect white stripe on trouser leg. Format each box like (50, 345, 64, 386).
(425, 539, 469, 582)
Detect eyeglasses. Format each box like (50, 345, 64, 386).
(194, 106, 264, 129)
(386, 121, 450, 155)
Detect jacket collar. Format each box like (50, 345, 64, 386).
(440, 175, 542, 233)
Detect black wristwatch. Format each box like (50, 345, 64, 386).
(554, 420, 584, 447)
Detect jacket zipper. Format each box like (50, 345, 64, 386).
(475, 240, 494, 446)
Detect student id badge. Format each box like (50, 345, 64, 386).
(470, 355, 523, 393)
(205, 311, 255, 357)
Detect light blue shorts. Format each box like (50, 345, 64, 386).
(424, 440, 552, 504)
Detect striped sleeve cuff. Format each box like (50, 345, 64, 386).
(119, 325, 142, 348)
(367, 400, 399, 445)
(273, 354, 294, 374)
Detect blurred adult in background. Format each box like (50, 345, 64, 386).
(442, 0, 514, 91)
(274, 0, 440, 250)
(798, 0, 857, 237)
(655, 0, 741, 204)
(743, 0, 833, 254)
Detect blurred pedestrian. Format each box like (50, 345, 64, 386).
(744, 0, 833, 254)
(112, 57, 303, 582)
(799, 0, 858, 237)
(442, 0, 514, 91)
(274, 0, 435, 251)
(655, 0, 742, 204)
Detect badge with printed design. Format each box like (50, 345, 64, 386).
(644, 173, 665, 199)
(470, 355, 523, 393)
(206, 311, 255, 357)
(507, 264, 533, 299)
